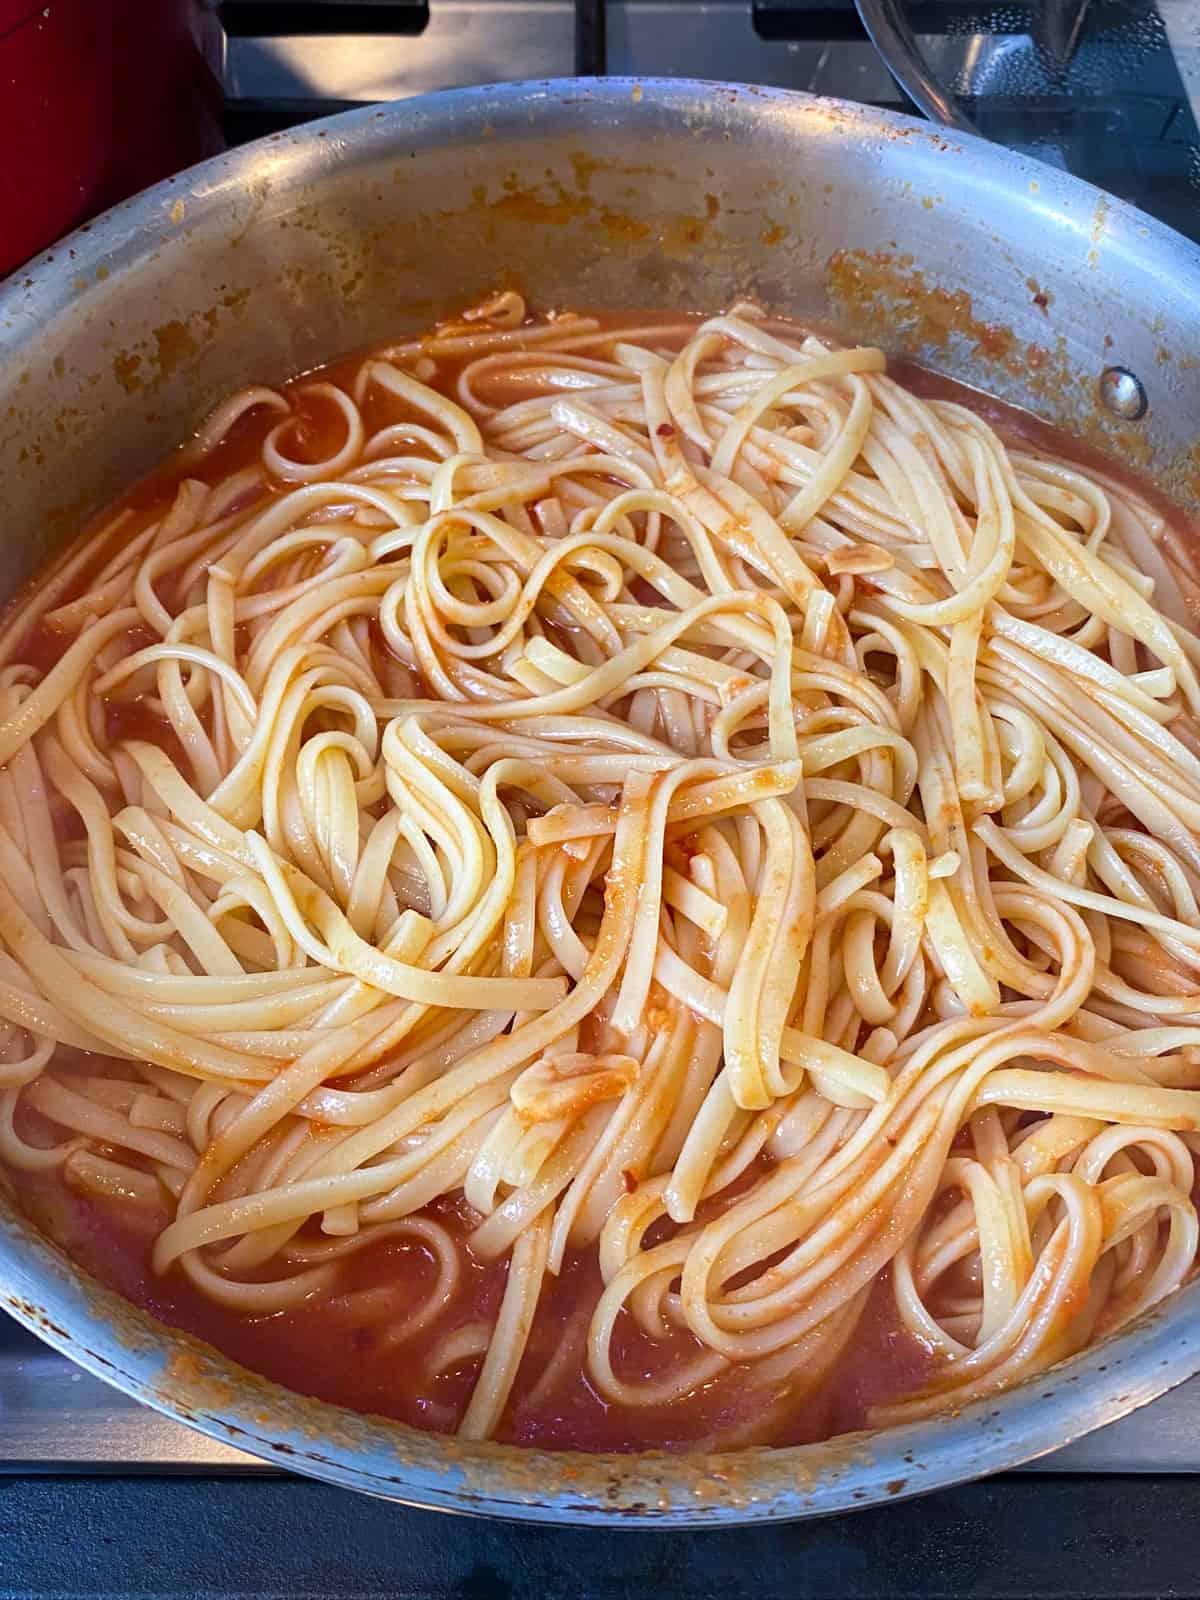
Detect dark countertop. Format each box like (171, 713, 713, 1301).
(4, 1307, 1200, 1595)
(3, 1474, 1199, 1598)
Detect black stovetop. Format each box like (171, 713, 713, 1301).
(217, 0, 1200, 241)
(6, 1468, 1200, 1597)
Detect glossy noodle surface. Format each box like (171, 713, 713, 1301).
(3, 297, 1199, 1450)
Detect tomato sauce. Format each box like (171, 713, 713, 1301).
(6, 306, 1195, 1451)
(20, 1152, 934, 1449)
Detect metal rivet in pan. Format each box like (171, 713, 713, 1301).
(1098, 366, 1148, 421)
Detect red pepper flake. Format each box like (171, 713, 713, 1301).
(656, 422, 676, 439)
(621, 1168, 638, 1194)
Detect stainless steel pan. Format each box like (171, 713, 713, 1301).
(2, 78, 1200, 1526)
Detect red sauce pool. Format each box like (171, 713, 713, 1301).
(20, 1157, 930, 1450)
(6, 308, 1194, 1451)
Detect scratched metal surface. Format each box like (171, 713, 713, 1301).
(3, 1312, 1198, 1475)
(3, 81, 1200, 1524)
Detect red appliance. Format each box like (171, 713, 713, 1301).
(0, 0, 224, 279)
